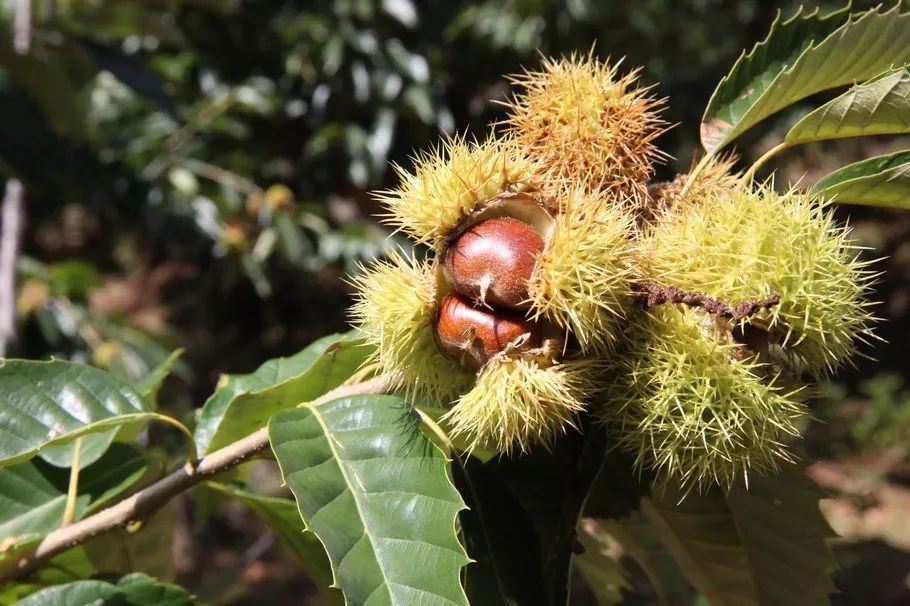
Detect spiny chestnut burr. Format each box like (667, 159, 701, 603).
(436, 293, 542, 370)
(443, 217, 545, 310)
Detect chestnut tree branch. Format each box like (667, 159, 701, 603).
(632, 279, 780, 321)
(0, 373, 396, 585)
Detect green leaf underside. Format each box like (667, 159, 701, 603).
(194, 331, 372, 454)
(0, 444, 148, 547)
(702, 4, 910, 152)
(643, 466, 836, 606)
(811, 150, 910, 208)
(206, 482, 342, 605)
(269, 395, 469, 606)
(12, 573, 195, 606)
(0, 360, 152, 470)
(787, 67, 910, 144)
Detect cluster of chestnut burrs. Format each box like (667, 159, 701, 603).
(350, 52, 874, 491)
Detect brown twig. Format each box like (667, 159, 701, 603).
(0, 179, 24, 357)
(0, 374, 396, 584)
(13, 0, 31, 54)
(632, 279, 780, 321)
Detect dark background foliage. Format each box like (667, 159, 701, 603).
(2, 1, 908, 603)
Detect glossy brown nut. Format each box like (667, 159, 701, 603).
(436, 293, 541, 370)
(443, 217, 544, 310)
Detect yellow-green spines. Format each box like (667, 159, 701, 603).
(526, 187, 636, 351)
(443, 357, 593, 454)
(375, 135, 538, 247)
(642, 184, 877, 376)
(349, 251, 472, 400)
(503, 52, 666, 202)
(645, 154, 742, 220)
(602, 306, 806, 492)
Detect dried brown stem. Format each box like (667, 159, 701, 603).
(631, 280, 780, 321)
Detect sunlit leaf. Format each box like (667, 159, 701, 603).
(810, 150, 910, 208)
(0, 360, 154, 470)
(194, 331, 372, 454)
(269, 394, 469, 605)
(134, 349, 183, 408)
(786, 67, 910, 144)
(702, 5, 910, 152)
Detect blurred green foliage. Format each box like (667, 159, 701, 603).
(2, 2, 908, 603)
(0, 0, 887, 383)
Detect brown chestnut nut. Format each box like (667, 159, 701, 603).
(436, 293, 541, 370)
(443, 217, 544, 310)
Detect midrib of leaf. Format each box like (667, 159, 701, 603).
(703, 4, 910, 152)
(304, 402, 396, 602)
(0, 413, 157, 470)
(701, 5, 848, 150)
(786, 68, 910, 144)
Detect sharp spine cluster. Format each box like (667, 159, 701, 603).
(350, 53, 878, 490)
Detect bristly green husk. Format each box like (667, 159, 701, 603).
(645, 153, 741, 221)
(503, 51, 666, 203)
(526, 187, 636, 352)
(602, 306, 806, 493)
(374, 134, 538, 247)
(642, 183, 877, 376)
(443, 356, 594, 454)
(349, 251, 473, 400)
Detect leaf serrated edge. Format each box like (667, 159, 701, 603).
(195, 332, 368, 454)
(701, 3, 849, 150)
(269, 399, 470, 606)
(786, 66, 910, 144)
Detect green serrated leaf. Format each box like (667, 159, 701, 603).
(269, 394, 469, 606)
(194, 331, 372, 454)
(786, 67, 910, 144)
(12, 572, 195, 606)
(702, 5, 910, 152)
(134, 349, 184, 408)
(206, 482, 342, 605)
(810, 149, 910, 208)
(0, 360, 153, 470)
(0, 443, 148, 550)
(643, 466, 836, 606)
